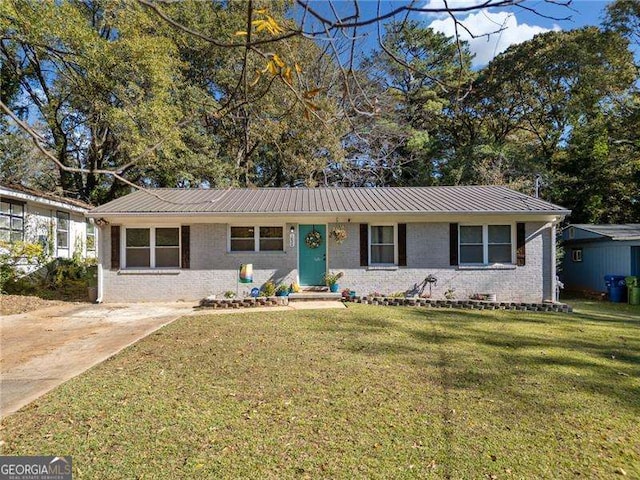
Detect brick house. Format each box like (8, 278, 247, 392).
(86, 186, 569, 303)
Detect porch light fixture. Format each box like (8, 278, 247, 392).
(289, 226, 295, 248)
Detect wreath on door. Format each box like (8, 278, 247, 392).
(305, 229, 323, 249)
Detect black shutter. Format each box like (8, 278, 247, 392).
(360, 224, 369, 266)
(110, 225, 120, 270)
(398, 223, 407, 266)
(516, 222, 526, 266)
(449, 223, 458, 266)
(181, 226, 190, 269)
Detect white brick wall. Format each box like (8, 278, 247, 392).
(100, 223, 298, 302)
(100, 221, 553, 303)
(328, 222, 550, 303)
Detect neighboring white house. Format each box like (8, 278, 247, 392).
(87, 186, 570, 303)
(0, 183, 96, 259)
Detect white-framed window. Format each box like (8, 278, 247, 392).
(571, 248, 582, 262)
(0, 199, 24, 243)
(124, 227, 180, 268)
(459, 224, 514, 265)
(229, 225, 284, 252)
(567, 227, 575, 240)
(369, 224, 396, 265)
(56, 211, 70, 250)
(86, 220, 96, 252)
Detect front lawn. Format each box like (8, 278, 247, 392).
(1, 301, 638, 478)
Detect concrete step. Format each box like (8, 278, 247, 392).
(288, 292, 343, 301)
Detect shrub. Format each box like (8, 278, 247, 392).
(0, 241, 46, 293)
(261, 280, 276, 297)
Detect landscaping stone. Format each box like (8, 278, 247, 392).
(199, 295, 572, 313)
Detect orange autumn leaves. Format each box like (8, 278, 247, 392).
(235, 8, 322, 118)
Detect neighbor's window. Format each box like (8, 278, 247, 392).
(230, 226, 284, 252)
(370, 225, 395, 264)
(0, 200, 24, 243)
(125, 227, 180, 268)
(459, 224, 513, 265)
(56, 211, 70, 250)
(571, 248, 583, 262)
(86, 220, 96, 252)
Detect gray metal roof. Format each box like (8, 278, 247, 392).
(88, 186, 570, 216)
(570, 224, 640, 240)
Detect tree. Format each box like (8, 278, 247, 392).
(337, 21, 473, 186)
(450, 27, 638, 202)
(1, 0, 573, 201)
(604, 0, 640, 52)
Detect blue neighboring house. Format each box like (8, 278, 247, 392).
(561, 224, 640, 293)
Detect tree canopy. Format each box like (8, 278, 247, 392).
(1, 0, 639, 224)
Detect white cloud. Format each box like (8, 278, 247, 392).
(427, 10, 559, 66)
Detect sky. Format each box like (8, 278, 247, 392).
(304, 0, 616, 67)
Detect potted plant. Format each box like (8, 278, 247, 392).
(324, 271, 343, 293)
(261, 280, 276, 297)
(276, 284, 290, 297)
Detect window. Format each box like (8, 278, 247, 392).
(259, 227, 283, 251)
(370, 225, 396, 264)
(124, 227, 180, 268)
(126, 228, 151, 267)
(56, 211, 70, 250)
(571, 248, 582, 262)
(488, 225, 512, 263)
(459, 225, 484, 264)
(230, 227, 255, 251)
(229, 226, 284, 252)
(86, 221, 96, 252)
(0, 200, 24, 243)
(459, 224, 513, 265)
(155, 228, 180, 267)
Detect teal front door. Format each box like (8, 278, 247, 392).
(298, 224, 327, 286)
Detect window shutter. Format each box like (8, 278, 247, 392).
(516, 222, 526, 266)
(398, 223, 407, 266)
(359, 224, 369, 266)
(110, 225, 120, 270)
(449, 223, 458, 266)
(181, 225, 190, 269)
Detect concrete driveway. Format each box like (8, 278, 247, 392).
(0, 302, 194, 417)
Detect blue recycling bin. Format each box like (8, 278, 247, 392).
(605, 275, 627, 303)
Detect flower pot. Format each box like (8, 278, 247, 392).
(87, 286, 98, 303)
(330, 284, 339, 293)
(276, 291, 289, 297)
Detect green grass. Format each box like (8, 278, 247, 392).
(1, 301, 639, 479)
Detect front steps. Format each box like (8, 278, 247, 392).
(288, 292, 342, 301)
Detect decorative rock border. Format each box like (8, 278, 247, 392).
(344, 296, 572, 313)
(197, 295, 572, 313)
(199, 297, 289, 309)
